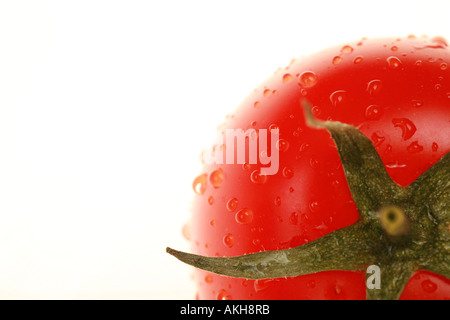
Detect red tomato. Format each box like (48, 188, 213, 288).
(188, 36, 450, 299)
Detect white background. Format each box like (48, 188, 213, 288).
(0, 0, 448, 299)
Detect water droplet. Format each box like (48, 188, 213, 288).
(250, 169, 267, 184)
(311, 105, 322, 117)
(412, 100, 423, 107)
(274, 196, 281, 207)
(242, 162, 250, 170)
(371, 132, 385, 147)
(210, 168, 224, 188)
(309, 158, 319, 169)
(334, 285, 342, 295)
(205, 274, 213, 284)
(392, 118, 416, 140)
(421, 279, 437, 293)
(391, 46, 398, 51)
(208, 196, 214, 205)
(276, 139, 290, 152)
(341, 45, 353, 53)
(407, 141, 424, 153)
(309, 201, 320, 213)
(440, 63, 448, 70)
(269, 123, 279, 132)
(300, 143, 311, 152)
(289, 212, 299, 225)
(387, 56, 402, 69)
(329, 90, 347, 107)
(432, 142, 439, 152)
(307, 280, 316, 288)
(226, 198, 238, 212)
(182, 222, 190, 240)
(254, 279, 276, 292)
(283, 73, 293, 83)
(415, 60, 423, 67)
(223, 233, 234, 248)
(210, 220, 216, 227)
(193, 174, 207, 195)
(254, 101, 261, 108)
(289, 187, 295, 193)
(435, 84, 442, 90)
(353, 56, 363, 64)
(217, 289, 232, 300)
(298, 71, 318, 88)
(263, 88, 271, 96)
(332, 56, 343, 64)
(252, 238, 261, 246)
(367, 80, 382, 96)
(431, 36, 448, 47)
(365, 105, 382, 120)
(282, 166, 294, 179)
(235, 208, 253, 224)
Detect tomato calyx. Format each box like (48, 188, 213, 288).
(167, 100, 449, 300)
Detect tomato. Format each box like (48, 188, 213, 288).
(186, 36, 450, 300)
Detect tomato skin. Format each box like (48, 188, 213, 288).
(190, 36, 450, 300)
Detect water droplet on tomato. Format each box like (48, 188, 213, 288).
(210, 168, 224, 188)
(309, 158, 319, 169)
(431, 36, 448, 47)
(223, 233, 234, 248)
(182, 222, 190, 240)
(263, 89, 271, 97)
(276, 139, 290, 152)
(205, 274, 213, 284)
(391, 46, 398, 51)
(254, 101, 261, 108)
(235, 208, 253, 224)
(309, 201, 320, 213)
(283, 73, 293, 83)
(208, 196, 214, 205)
(412, 100, 423, 107)
(371, 132, 385, 147)
(421, 279, 437, 293)
(250, 169, 267, 184)
(254, 279, 276, 292)
(365, 105, 382, 120)
(392, 118, 416, 140)
(217, 289, 232, 300)
(210, 219, 216, 227)
(435, 84, 442, 90)
(353, 56, 363, 64)
(300, 143, 310, 152)
(311, 105, 322, 117)
(432, 142, 439, 152)
(341, 45, 353, 53)
(193, 174, 207, 195)
(282, 166, 294, 179)
(334, 285, 342, 295)
(332, 56, 343, 64)
(274, 196, 281, 207)
(252, 238, 261, 246)
(242, 162, 250, 170)
(289, 212, 299, 225)
(298, 71, 318, 88)
(387, 56, 402, 69)
(407, 141, 424, 153)
(226, 198, 238, 212)
(307, 280, 316, 288)
(367, 80, 382, 96)
(330, 90, 347, 107)
(440, 63, 448, 70)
